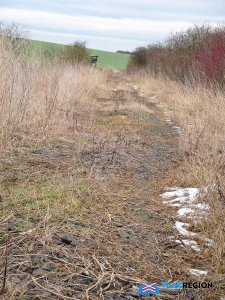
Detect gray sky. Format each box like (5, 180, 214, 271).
(0, 0, 224, 52)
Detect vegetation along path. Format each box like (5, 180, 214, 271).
(0, 72, 221, 299)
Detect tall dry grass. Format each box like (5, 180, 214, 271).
(132, 72, 225, 279)
(0, 36, 108, 151)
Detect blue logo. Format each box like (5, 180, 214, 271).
(138, 282, 160, 295)
(161, 282, 183, 289)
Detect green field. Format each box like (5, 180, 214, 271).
(30, 40, 130, 71)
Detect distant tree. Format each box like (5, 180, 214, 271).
(0, 22, 31, 58)
(129, 47, 148, 68)
(60, 41, 91, 65)
(116, 50, 131, 54)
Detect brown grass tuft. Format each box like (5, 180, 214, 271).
(132, 71, 225, 286)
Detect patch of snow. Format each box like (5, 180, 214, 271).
(161, 187, 212, 252)
(189, 269, 208, 276)
(113, 88, 117, 91)
(182, 240, 200, 251)
(138, 92, 144, 96)
(196, 203, 210, 210)
(161, 187, 199, 202)
(174, 239, 182, 244)
(163, 197, 187, 207)
(205, 238, 213, 246)
(173, 125, 183, 133)
(149, 96, 156, 100)
(178, 207, 195, 216)
(175, 239, 200, 251)
(165, 110, 173, 114)
(174, 221, 197, 237)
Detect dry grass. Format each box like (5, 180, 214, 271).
(0, 37, 109, 151)
(132, 72, 225, 288)
(1, 34, 224, 298)
(0, 37, 178, 299)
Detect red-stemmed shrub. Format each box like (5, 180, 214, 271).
(128, 23, 225, 89)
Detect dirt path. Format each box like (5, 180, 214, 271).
(0, 74, 213, 299)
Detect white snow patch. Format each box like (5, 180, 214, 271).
(174, 239, 200, 251)
(178, 207, 195, 216)
(205, 238, 213, 246)
(173, 125, 183, 133)
(182, 240, 200, 251)
(174, 221, 197, 237)
(189, 269, 208, 276)
(161, 187, 199, 202)
(165, 118, 171, 122)
(161, 187, 211, 252)
(174, 239, 182, 244)
(167, 121, 175, 125)
(162, 188, 209, 219)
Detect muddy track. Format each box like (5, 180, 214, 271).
(0, 74, 210, 300)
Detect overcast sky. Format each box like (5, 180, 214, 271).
(0, 0, 224, 52)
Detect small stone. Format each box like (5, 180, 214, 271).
(13, 277, 21, 284)
(61, 233, 73, 245)
(52, 236, 62, 245)
(149, 213, 157, 219)
(185, 290, 194, 300)
(42, 263, 56, 271)
(32, 268, 45, 275)
(19, 275, 29, 281)
(126, 286, 139, 298)
(21, 265, 34, 273)
(74, 221, 85, 226)
(115, 222, 124, 227)
(121, 232, 130, 239)
(108, 282, 121, 291)
(7, 220, 15, 231)
(105, 292, 117, 299)
(42, 291, 52, 298)
(128, 262, 135, 269)
(71, 240, 77, 247)
(82, 270, 90, 276)
(28, 282, 36, 289)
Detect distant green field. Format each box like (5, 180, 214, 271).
(30, 40, 130, 71)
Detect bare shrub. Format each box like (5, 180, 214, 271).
(0, 31, 107, 150)
(128, 23, 225, 89)
(0, 22, 31, 59)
